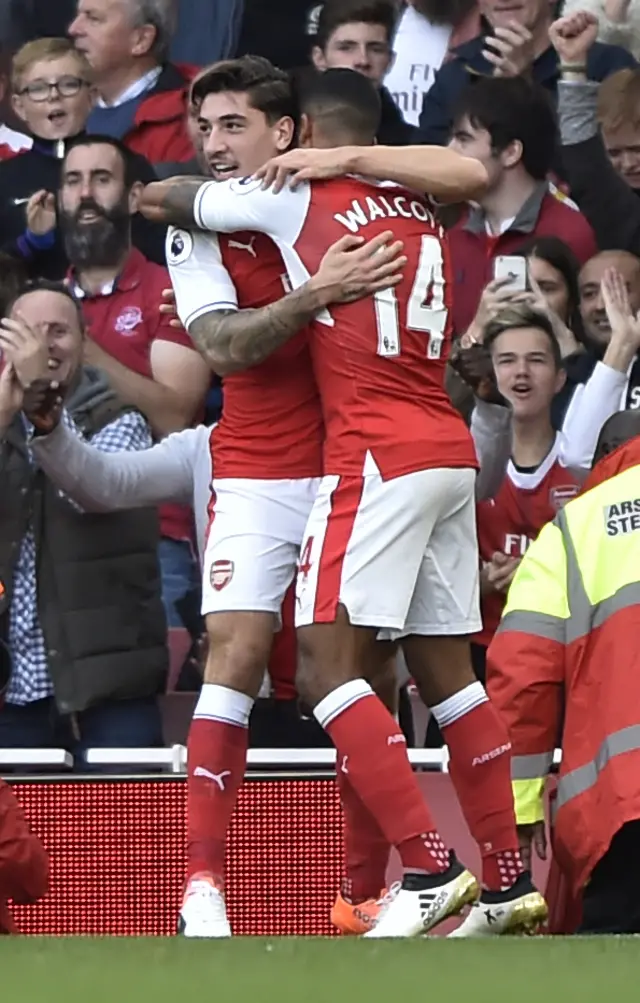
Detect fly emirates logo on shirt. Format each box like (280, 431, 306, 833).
(503, 533, 532, 558)
(334, 193, 435, 234)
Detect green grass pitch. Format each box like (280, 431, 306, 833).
(2, 937, 639, 1003)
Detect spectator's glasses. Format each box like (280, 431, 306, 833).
(18, 76, 89, 102)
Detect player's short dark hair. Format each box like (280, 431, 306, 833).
(300, 67, 381, 142)
(8, 279, 85, 332)
(452, 76, 558, 182)
(62, 134, 141, 189)
(191, 55, 297, 127)
(315, 0, 398, 48)
(483, 303, 562, 370)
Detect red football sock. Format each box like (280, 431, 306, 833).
(186, 684, 253, 886)
(336, 767, 390, 903)
(316, 681, 449, 875)
(435, 684, 524, 892)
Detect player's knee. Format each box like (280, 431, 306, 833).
(203, 613, 274, 698)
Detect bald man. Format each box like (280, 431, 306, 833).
(557, 250, 640, 472)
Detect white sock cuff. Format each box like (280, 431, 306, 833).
(194, 684, 254, 728)
(314, 679, 373, 729)
(430, 681, 488, 729)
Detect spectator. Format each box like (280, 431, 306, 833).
(563, 0, 640, 59)
(597, 69, 640, 192)
(69, 0, 195, 164)
(447, 76, 597, 336)
(464, 235, 587, 358)
(0, 280, 167, 758)
(310, 0, 412, 144)
(474, 304, 580, 680)
(0, 777, 49, 933)
(56, 135, 209, 624)
(554, 11, 640, 254)
(0, 38, 166, 279)
(555, 253, 640, 467)
(416, 0, 635, 146)
(385, 0, 481, 127)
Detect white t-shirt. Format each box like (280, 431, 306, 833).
(384, 6, 453, 127)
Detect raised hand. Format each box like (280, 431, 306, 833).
(602, 266, 640, 350)
(0, 314, 51, 389)
(549, 11, 599, 65)
(26, 189, 57, 236)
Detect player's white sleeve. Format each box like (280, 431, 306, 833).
(166, 226, 238, 329)
(192, 177, 310, 243)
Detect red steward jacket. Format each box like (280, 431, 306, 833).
(449, 182, 598, 336)
(0, 781, 49, 934)
(125, 64, 197, 165)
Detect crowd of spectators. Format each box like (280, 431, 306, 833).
(0, 0, 639, 768)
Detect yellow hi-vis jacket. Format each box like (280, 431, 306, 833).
(487, 447, 640, 896)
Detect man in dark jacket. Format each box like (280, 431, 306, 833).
(0, 280, 167, 760)
(69, 0, 195, 164)
(310, 0, 411, 145)
(416, 0, 635, 146)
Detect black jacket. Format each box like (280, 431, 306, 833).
(416, 36, 636, 147)
(378, 85, 412, 147)
(0, 135, 165, 280)
(0, 368, 168, 714)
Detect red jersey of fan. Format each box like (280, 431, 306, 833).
(475, 438, 580, 646)
(167, 226, 323, 480)
(191, 175, 477, 479)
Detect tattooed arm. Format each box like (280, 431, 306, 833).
(189, 289, 328, 377)
(186, 231, 407, 376)
(140, 177, 212, 228)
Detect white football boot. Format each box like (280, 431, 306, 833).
(178, 874, 232, 938)
(448, 872, 548, 938)
(363, 854, 480, 938)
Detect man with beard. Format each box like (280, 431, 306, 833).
(555, 252, 640, 470)
(385, 0, 480, 128)
(57, 134, 210, 625)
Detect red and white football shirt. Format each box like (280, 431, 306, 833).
(475, 436, 580, 646)
(191, 175, 476, 479)
(167, 226, 323, 480)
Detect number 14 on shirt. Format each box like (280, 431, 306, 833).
(374, 234, 447, 359)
